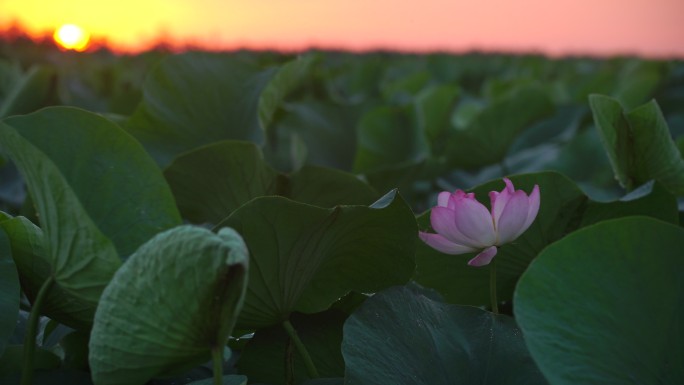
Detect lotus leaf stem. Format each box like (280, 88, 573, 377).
(212, 345, 223, 385)
(21, 275, 55, 385)
(282, 319, 320, 379)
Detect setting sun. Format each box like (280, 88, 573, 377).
(53, 23, 90, 51)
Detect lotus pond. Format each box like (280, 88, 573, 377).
(0, 45, 683, 385)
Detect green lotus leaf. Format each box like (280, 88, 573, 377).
(89, 226, 248, 385)
(0, 107, 180, 308)
(342, 285, 547, 385)
(216, 190, 416, 329)
(353, 105, 429, 174)
(446, 85, 555, 168)
(515, 216, 684, 384)
(589, 95, 684, 195)
(164, 141, 378, 224)
(126, 53, 312, 167)
(0, 65, 55, 119)
(269, 98, 363, 171)
(0, 215, 94, 329)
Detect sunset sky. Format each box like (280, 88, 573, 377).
(1, 0, 682, 57)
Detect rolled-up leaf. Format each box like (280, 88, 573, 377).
(89, 226, 249, 385)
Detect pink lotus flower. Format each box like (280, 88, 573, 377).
(419, 178, 540, 267)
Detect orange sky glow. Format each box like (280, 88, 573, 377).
(1, 0, 682, 57)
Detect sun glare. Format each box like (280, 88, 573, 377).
(53, 24, 90, 51)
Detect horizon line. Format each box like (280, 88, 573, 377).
(1, 21, 682, 60)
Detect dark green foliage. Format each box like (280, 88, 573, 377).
(1, 44, 682, 385)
